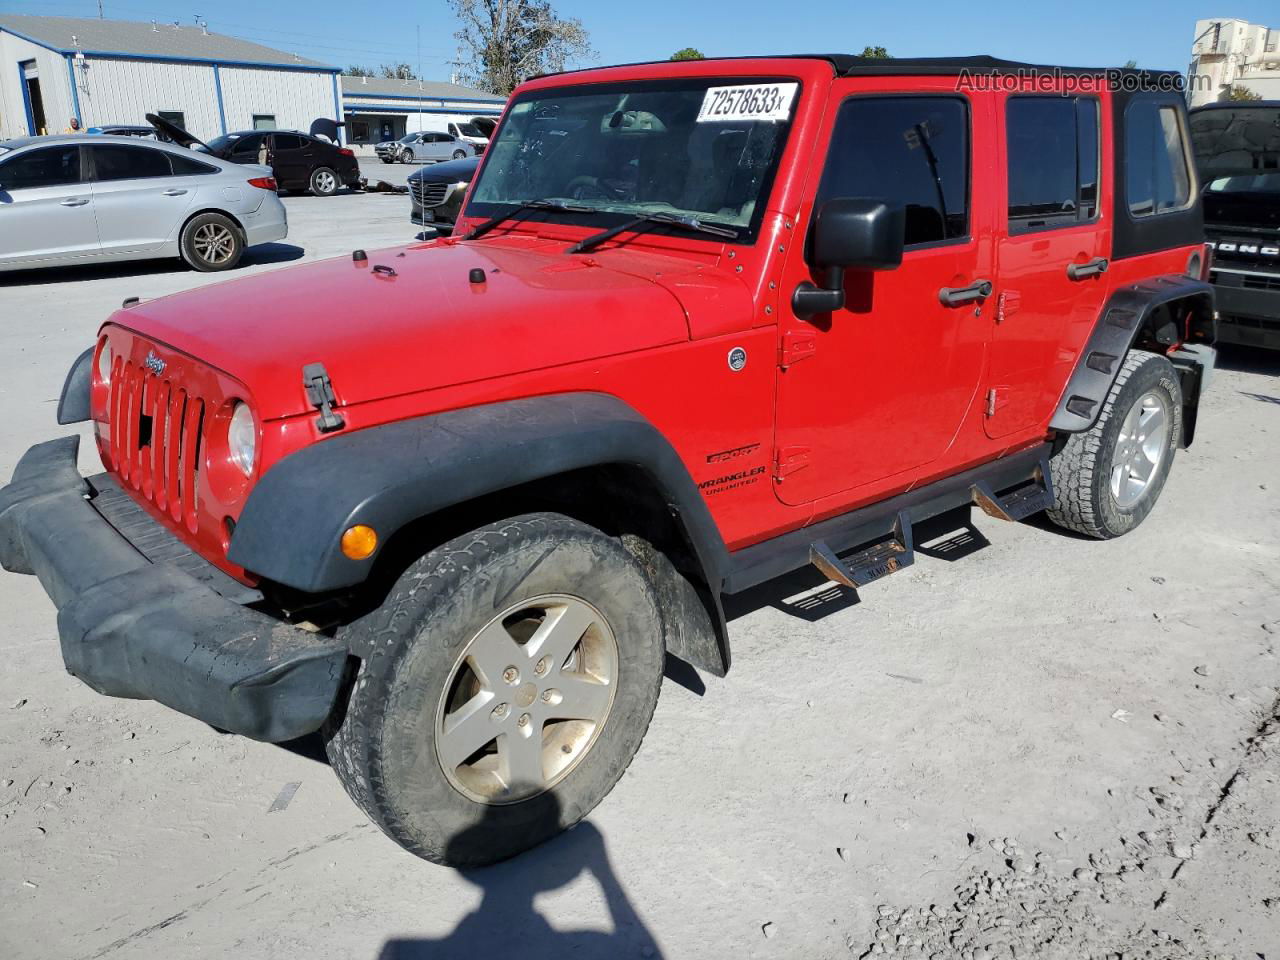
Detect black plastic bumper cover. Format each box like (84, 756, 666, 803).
(0, 436, 347, 742)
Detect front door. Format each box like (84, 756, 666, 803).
(89, 144, 194, 254)
(773, 91, 994, 507)
(985, 94, 1109, 438)
(0, 144, 99, 265)
(269, 133, 308, 187)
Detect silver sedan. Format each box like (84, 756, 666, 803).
(0, 134, 288, 273)
(393, 132, 475, 164)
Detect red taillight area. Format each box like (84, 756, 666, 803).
(247, 176, 277, 191)
(337, 148, 354, 158)
(1201, 242, 1213, 282)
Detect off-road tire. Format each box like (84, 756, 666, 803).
(179, 212, 244, 271)
(324, 512, 665, 865)
(1047, 350, 1182, 539)
(309, 166, 339, 196)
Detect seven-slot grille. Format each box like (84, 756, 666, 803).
(411, 180, 450, 207)
(108, 356, 205, 533)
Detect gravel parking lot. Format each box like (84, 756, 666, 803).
(1, 172, 1278, 960)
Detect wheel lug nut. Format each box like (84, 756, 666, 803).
(541, 690, 552, 702)
(517, 713, 530, 728)
(502, 666, 519, 685)
(491, 703, 509, 721)
(534, 656, 551, 677)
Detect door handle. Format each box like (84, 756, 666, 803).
(1067, 257, 1108, 280)
(59, 197, 89, 207)
(938, 279, 993, 307)
(162, 188, 188, 196)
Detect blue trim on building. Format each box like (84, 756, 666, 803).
(212, 63, 227, 135)
(17, 61, 36, 135)
(331, 72, 343, 144)
(64, 55, 82, 126)
(343, 104, 503, 116)
(341, 90, 505, 104)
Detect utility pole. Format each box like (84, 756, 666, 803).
(97, 0, 103, 18)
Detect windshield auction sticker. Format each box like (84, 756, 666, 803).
(697, 83, 798, 123)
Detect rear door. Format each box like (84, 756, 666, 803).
(0, 144, 99, 265)
(985, 94, 1108, 438)
(426, 133, 451, 161)
(89, 143, 195, 254)
(772, 91, 995, 506)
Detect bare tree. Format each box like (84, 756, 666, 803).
(450, 0, 593, 96)
(346, 64, 376, 77)
(380, 63, 418, 80)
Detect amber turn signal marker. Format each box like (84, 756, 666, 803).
(341, 525, 378, 560)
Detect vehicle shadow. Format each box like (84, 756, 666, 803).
(0, 243, 305, 286)
(377, 801, 663, 960)
(1215, 343, 1280, 376)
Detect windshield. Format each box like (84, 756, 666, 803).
(1206, 173, 1280, 196)
(455, 122, 484, 137)
(466, 77, 799, 241)
(206, 134, 241, 151)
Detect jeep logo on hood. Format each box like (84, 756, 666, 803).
(144, 350, 167, 375)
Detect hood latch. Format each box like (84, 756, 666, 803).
(302, 362, 345, 433)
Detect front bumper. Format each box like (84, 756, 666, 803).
(1210, 271, 1280, 350)
(0, 436, 348, 742)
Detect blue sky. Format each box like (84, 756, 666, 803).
(2, 0, 1275, 79)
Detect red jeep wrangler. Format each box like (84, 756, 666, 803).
(0, 55, 1216, 865)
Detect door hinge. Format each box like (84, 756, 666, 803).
(778, 332, 817, 370)
(774, 445, 811, 480)
(303, 362, 345, 433)
(984, 386, 1009, 418)
(996, 290, 1021, 324)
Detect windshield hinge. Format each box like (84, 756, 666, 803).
(303, 362, 345, 433)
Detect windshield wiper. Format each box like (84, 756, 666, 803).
(463, 198, 600, 241)
(568, 212, 739, 254)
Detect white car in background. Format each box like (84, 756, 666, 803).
(0, 134, 287, 273)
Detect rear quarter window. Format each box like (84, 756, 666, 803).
(1125, 102, 1193, 218)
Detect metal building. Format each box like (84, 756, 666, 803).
(341, 75, 505, 149)
(0, 14, 341, 141)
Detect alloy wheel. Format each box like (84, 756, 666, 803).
(192, 223, 235, 265)
(1110, 389, 1170, 508)
(435, 594, 619, 805)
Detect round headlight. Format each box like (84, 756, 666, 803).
(227, 403, 257, 476)
(96, 342, 112, 384)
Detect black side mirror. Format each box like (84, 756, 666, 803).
(792, 198, 905, 317)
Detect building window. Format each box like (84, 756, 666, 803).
(156, 110, 185, 129)
(1267, 29, 1278, 53)
(252, 114, 277, 131)
(350, 120, 370, 142)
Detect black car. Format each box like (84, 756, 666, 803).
(1189, 101, 1280, 350)
(408, 155, 480, 233)
(146, 114, 360, 197)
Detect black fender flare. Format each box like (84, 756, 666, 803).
(56, 347, 93, 425)
(1049, 276, 1215, 437)
(228, 392, 733, 671)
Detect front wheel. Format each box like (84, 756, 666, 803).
(179, 212, 244, 271)
(324, 513, 665, 865)
(400, 147, 415, 164)
(310, 166, 339, 196)
(1047, 350, 1182, 539)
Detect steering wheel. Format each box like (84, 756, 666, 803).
(566, 176, 610, 201)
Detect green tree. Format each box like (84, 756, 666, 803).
(450, 0, 594, 96)
(1122, 59, 1138, 69)
(346, 64, 376, 77)
(1227, 84, 1262, 101)
(380, 63, 418, 80)
(859, 45, 890, 59)
(670, 47, 705, 61)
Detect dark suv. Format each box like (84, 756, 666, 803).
(147, 114, 360, 197)
(1190, 101, 1280, 350)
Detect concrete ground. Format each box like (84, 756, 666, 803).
(1, 170, 1278, 959)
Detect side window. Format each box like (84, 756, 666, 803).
(92, 145, 172, 181)
(816, 96, 969, 247)
(231, 134, 264, 156)
(1006, 96, 1099, 232)
(1125, 101, 1192, 218)
(272, 134, 304, 151)
(169, 153, 218, 176)
(0, 145, 81, 189)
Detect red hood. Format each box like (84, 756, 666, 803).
(106, 237, 730, 420)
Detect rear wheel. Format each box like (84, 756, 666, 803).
(324, 513, 665, 865)
(1047, 350, 1182, 539)
(310, 166, 339, 196)
(179, 212, 243, 271)
(452, 149, 467, 160)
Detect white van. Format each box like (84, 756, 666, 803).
(403, 115, 493, 152)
